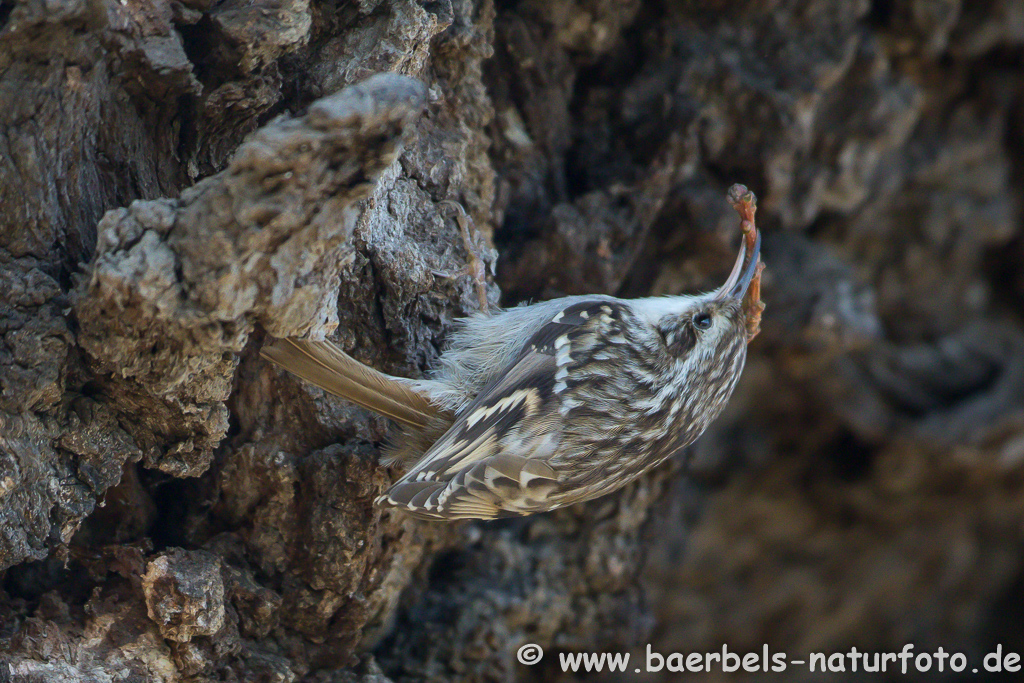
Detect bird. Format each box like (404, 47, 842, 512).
(261, 185, 764, 520)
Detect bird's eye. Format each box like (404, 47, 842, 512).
(693, 312, 712, 330)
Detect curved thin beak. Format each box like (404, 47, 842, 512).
(715, 229, 761, 300)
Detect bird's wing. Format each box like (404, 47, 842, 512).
(260, 338, 439, 430)
(380, 299, 625, 520)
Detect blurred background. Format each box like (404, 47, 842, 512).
(485, 0, 1024, 679)
(1, 0, 1023, 681)
(487, 2, 1024, 680)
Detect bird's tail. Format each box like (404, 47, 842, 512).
(260, 338, 438, 430)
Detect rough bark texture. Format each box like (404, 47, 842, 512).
(2, 0, 1024, 681)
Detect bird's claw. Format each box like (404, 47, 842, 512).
(437, 200, 491, 314)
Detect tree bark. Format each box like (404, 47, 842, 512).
(2, 0, 1024, 681)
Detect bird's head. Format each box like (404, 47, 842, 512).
(632, 186, 764, 430)
(640, 223, 760, 361)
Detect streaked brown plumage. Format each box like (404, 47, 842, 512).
(261, 185, 765, 520)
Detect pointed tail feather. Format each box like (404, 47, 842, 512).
(260, 338, 438, 430)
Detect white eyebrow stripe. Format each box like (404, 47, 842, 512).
(630, 295, 705, 325)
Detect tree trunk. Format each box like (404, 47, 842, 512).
(2, 0, 1024, 681)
